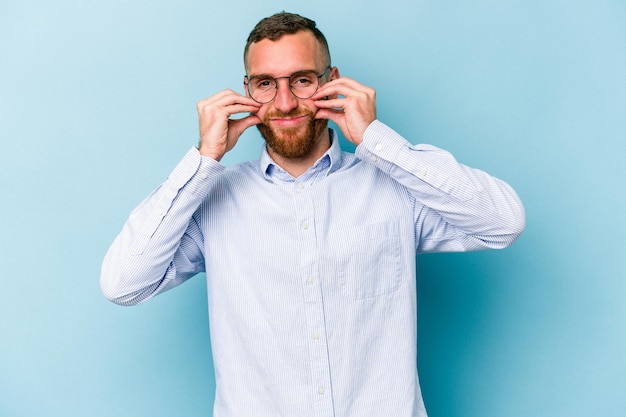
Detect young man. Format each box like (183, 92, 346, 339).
(101, 12, 525, 417)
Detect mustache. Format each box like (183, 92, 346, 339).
(264, 107, 316, 120)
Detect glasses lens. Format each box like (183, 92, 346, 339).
(249, 77, 276, 103)
(289, 71, 319, 99)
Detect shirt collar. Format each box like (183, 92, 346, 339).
(260, 128, 343, 182)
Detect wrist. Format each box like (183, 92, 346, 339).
(197, 143, 225, 162)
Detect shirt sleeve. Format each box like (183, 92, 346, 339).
(355, 120, 526, 253)
(100, 147, 224, 306)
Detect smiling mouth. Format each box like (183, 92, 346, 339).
(270, 114, 309, 127)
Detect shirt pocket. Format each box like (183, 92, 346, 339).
(337, 220, 403, 300)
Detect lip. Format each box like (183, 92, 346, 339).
(269, 114, 309, 127)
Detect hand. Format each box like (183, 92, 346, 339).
(312, 76, 377, 146)
(197, 89, 262, 161)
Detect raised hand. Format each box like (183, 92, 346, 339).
(196, 89, 262, 161)
(312, 76, 377, 146)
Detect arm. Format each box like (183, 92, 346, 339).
(313, 75, 525, 253)
(101, 90, 261, 306)
(356, 120, 525, 252)
(100, 149, 221, 306)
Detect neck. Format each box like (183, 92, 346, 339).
(267, 129, 331, 178)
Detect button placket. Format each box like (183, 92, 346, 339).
(293, 188, 334, 416)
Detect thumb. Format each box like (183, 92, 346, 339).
(230, 114, 261, 137)
(314, 108, 341, 124)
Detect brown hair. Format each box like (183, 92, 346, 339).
(244, 12, 331, 68)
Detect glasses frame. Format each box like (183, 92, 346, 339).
(244, 65, 332, 104)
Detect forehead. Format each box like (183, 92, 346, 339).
(245, 31, 324, 76)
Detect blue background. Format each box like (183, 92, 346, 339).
(1, 1, 625, 416)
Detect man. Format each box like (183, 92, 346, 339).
(101, 12, 525, 417)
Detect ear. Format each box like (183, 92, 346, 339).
(243, 77, 251, 97)
(327, 67, 341, 99)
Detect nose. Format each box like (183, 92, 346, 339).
(273, 78, 299, 113)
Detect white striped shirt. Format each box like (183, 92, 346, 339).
(101, 120, 525, 417)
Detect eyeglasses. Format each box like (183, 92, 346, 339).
(244, 66, 331, 104)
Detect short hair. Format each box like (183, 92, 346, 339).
(244, 12, 331, 68)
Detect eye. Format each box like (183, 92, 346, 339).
(291, 74, 315, 87)
(254, 78, 275, 90)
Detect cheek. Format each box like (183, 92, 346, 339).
(300, 99, 320, 115)
(254, 105, 270, 121)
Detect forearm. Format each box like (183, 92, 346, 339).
(356, 120, 525, 251)
(100, 147, 222, 305)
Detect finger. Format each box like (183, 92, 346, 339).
(222, 104, 263, 117)
(199, 90, 261, 110)
(313, 79, 375, 102)
(230, 114, 261, 131)
(198, 89, 238, 107)
(314, 108, 343, 123)
(313, 97, 345, 110)
(197, 100, 261, 121)
(213, 96, 261, 112)
(220, 95, 261, 109)
(313, 77, 362, 97)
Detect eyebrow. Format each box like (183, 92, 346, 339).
(247, 68, 319, 79)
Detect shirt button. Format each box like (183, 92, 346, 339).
(302, 222, 309, 230)
(318, 386, 326, 395)
(375, 143, 383, 151)
(419, 168, 428, 177)
(370, 155, 378, 162)
(313, 331, 320, 340)
(297, 183, 305, 189)
(306, 277, 315, 285)
(199, 172, 208, 179)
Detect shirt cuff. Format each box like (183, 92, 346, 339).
(356, 120, 412, 172)
(166, 147, 226, 196)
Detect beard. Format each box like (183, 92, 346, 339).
(256, 107, 328, 159)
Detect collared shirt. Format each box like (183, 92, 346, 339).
(101, 120, 525, 417)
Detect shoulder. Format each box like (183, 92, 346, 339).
(212, 159, 268, 193)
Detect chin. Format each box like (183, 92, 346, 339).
(257, 118, 328, 159)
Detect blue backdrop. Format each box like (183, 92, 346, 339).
(1, 1, 625, 416)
